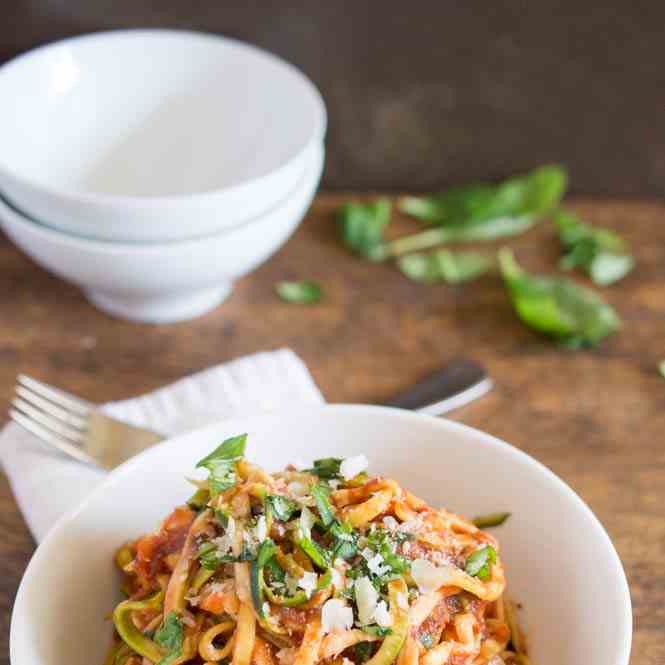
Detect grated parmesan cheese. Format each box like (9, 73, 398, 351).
(383, 516, 399, 531)
(298, 570, 318, 598)
(411, 558, 453, 594)
(321, 598, 354, 634)
(256, 515, 267, 542)
(354, 576, 378, 625)
(374, 600, 393, 628)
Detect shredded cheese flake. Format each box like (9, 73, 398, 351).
(340, 455, 369, 480)
(321, 598, 354, 634)
(298, 570, 318, 598)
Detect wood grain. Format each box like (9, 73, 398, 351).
(1, 195, 663, 663)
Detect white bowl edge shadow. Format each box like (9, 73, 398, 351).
(10, 405, 632, 665)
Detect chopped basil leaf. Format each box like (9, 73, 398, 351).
(465, 545, 497, 581)
(555, 209, 633, 286)
(472, 512, 511, 529)
(398, 250, 493, 284)
(264, 557, 286, 585)
(265, 495, 298, 522)
(195, 434, 247, 497)
(154, 612, 183, 665)
(309, 457, 343, 480)
(388, 165, 567, 257)
(355, 641, 375, 663)
(311, 484, 336, 527)
(499, 248, 620, 348)
(420, 634, 434, 649)
(337, 199, 391, 260)
(275, 280, 322, 304)
(330, 520, 358, 560)
(197, 542, 237, 570)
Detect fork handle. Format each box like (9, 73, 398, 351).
(382, 359, 492, 416)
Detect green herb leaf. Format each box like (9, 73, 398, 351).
(311, 484, 336, 527)
(265, 495, 299, 522)
(275, 280, 322, 304)
(465, 545, 497, 581)
(398, 250, 493, 284)
(195, 434, 247, 497)
(400, 165, 567, 226)
(555, 209, 633, 285)
(472, 512, 511, 529)
(355, 641, 375, 663)
(154, 612, 184, 665)
(498, 248, 620, 348)
(308, 457, 343, 480)
(337, 199, 391, 260)
(419, 634, 434, 650)
(330, 520, 359, 560)
(389, 165, 566, 257)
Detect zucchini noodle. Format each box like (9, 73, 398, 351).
(105, 435, 531, 665)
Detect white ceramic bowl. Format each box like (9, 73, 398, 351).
(10, 406, 631, 665)
(0, 29, 326, 242)
(0, 144, 323, 323)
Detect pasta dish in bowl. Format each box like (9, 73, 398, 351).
(107, 433, 528, 665)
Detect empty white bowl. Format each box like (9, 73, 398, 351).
(0, 144, 323, 323)
(0, 29, 326, 242)
(10, 405, 632, 665)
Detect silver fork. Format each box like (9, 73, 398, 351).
(9, 375, 164, 470)
(9, 359, 492, 470)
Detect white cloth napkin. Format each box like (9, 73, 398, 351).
(0, 349, 324, 543)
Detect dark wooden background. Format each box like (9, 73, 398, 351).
(5, 0, 665, 195)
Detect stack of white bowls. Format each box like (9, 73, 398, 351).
(0, 30, 326, 323)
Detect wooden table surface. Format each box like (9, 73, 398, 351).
(0, 195, 663, 663)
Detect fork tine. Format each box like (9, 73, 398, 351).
(15, 385, 88, 430)
(17, 375, 91, 416)
(12, 397, 84, 443)
(9, 409, 97, 466)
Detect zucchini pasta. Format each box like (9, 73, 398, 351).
(106, 434, 530, 665)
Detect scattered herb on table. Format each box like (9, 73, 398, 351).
(554, 209, 634, 285)
(472, 512, 511, 528)
(275, 280, 322, 304)
(337, 198, 391, 260)
(384, 164, 567, 258)
(398, 250, 493, 284)
(498, 248, 620, 348)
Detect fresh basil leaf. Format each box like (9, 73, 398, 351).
(196, 434, 247, 468)
(265, 495, 299, 522)
(155, 612, 183, 665)
(389, 165, 566, 257)
(465, 545, 497, 579)
(275, 280, 322, 304)
(309, 457, 343, 480)
(330, 520, 358, 560)
(555, 209, 633, 285)
(195, 434, 247, 497)
(337, 199, 391, 260)
(499, 248, 620, 348)
(311, 484, 336, 527)
(472, 512, 511, 529)
(355, 641, 375, 663)
(419, 634, 434, 649)
(398, 250, 493, 284)
(400, 165, 567, 225)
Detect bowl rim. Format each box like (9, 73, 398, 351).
(10, 404, 632, 665)
(0, 28, 327, 206)
(0, 143, 324, 253)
